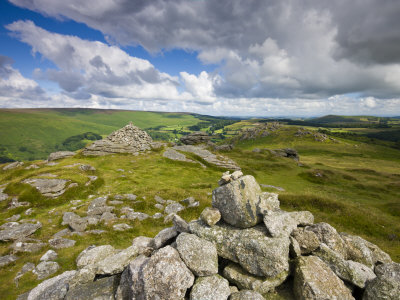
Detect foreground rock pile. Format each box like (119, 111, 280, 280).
(82, 123, 154, 156)
(18, 173, 398, 300)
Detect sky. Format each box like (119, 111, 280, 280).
(0, 0, 400, 117)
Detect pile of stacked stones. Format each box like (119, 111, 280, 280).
(82, 123, 154, 156)
(19, 172, 399, 300)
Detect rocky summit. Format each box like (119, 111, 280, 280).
(18, 173, 399, 300)
(82, 123, 153, 156)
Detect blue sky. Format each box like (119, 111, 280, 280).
(0, 0, 399, 116)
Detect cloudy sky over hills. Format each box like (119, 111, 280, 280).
(0, 0, 399, 116)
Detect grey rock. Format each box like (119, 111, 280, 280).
(291, 227, 320, 255)
(176, 233, 218, 276)
(313, 243, 376, 288)
(263, 210, 314, 237)
(113, 223, 132, 231)
(293, 255, 354, 300)
(164, 202, 185, 215)
(132, 236, 154, 253)
(124, 193, 137, 201)
(0, 187, 9, 201)
(181, 196, 196, 206)
(15, 262, 35, 285)
(163, 148, 197, 163)
(0, 254, 18, 267)
(24, 270, 76, 300)
(223, 262, 288, 294)
(190, 220, 290, 277)
(48, 151, 75, 161)
(25, 164, 39, 170)
(25, 208, 34, 216)
(23, 178, 69, 198)
(190, 274, 230, 300)
(40, 250, 58, 262)
(154, 195, 166, 204)
(49, 238, 76, 249)
(200, 207, 221, 226)
(306, 222, 347, 258)
(79, 164, 96, 171)
(76, 245, 116, 269)
(154, 203, 164, 210)
(152, 212, 163, 219)
(53, 228, 71, 238)
(62, 212, 87, 232)
(257, 192, 280, 214)
(126, 211, 149, 221)
(153, 227, 178, 249)
(0, 222, 42, 241)
(289, 236, 302, 258)
(6, 214, 21, 221)
(230, 290, 265, 300)
(3, 161, 24, 170)
(87, 196, 113, 216)
(65, 274, 120, 300)
(33, 261, 60, 280)
(11, 240, 46, 253)
(363, 262, 400, 300)
(180, 131, 211, 145)
(174, 144, 240, 170)
(127, 246, 194, 300)
(100, 211, 117, 223)
(82, 123, 153, 156)
(188, 201, 200, 208)
(172, 214, 190, 233)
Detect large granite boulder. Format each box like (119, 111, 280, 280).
(76, 245, 116, 269)
(189, 220, 290, 277)
(33, 261, 60, 280)
(293, 255, 354, 300)
(190, 275, 230, 300)
(65, 274, 120, 300)
(176, 233, 218, 276)
(363, 262, 400, 300)
(82, 123, 153, 156)
(126, 246, 194, 300)
(180, 131, 211, 145)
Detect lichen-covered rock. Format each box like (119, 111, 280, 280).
(172, 214, 189, 233)
(291, 227, 320, 255)
(0, 222, 42, 241)
(176, 233, 218, 276)
(48, 151, 75, 161)
(212, 175, 262, 228)
(313, 243, 376, 288)
(152, 227, 178, 249)
(127, 246, 194, 300)
(0, 254, 18, 267)
(200, 207, 221, 226)
(223, 263, 288, 294)
(49, 238, 76, 249)
(65, 274, 120, 300)
(293, 255, 354, 300)
(189, 220, 289, 277)
(76, 245, 116, 269)
(62, 212, 87, 232)
(33, 261, 60, 280)
(164, 202, 185, 215)
(23, 178, 70, 198)
(306, 222, 347, 258)
(363, 262, 400, 300)
(190, 275, 230, 300)
(40, 250, 58, 262)
(24, 270, 76, 300)
(230, 290, 265, 300)
(257, 192, 280, 214)
(11, 240, 46, 253)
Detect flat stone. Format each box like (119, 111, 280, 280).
(293, 255, 354, 300)
(3, 161, 24, 170)
(48, 151, 75, 161)
(0, 254, 18, 267)
(49, 238, 76, 249)
(0, 222, 42, 241)
(100, 211, 117, 223)
(176, 233, 218, 276)
(11, 241, 46, 253)
(163, 148, 197, 163)
(190, 275, 230, 300)
(181, 196, 196, 206)
(33, 261, 60, 280)
(79, 164, 96, 171)
(152, 212, 163, 219)
(126, 211, 149, 221)
(23, 178, 69, 198)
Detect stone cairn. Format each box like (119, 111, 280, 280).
(19, 173, 399, 300)
(82, 123, 154, 156)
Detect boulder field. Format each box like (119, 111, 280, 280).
(17, 172, 399, 300)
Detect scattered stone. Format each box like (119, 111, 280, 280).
(176, 233, 218, 276)
(293, 255, 354, 300)
(152, 213, 163, 219)
(127, 246, 194, 300)
(22, 270, 76, 300)
(230, 290, 265, 300)
(62, 212, 87, 232)
(154, 203, 164, 210)
(0, 187, 9, 201)
(0, 222, 41, 241)
(24, 208, 34, 216)
(76, 245, 117, 269)
(120, 207, 134, 215)
(87, 196, 113, 216)
(48, 151, 75, 161)
(212, 175, 262, 228)
(153, 227, 178, 249)
(363, 262, 400, 300)
(49, 238, 76, 249)
(126, 211, 149, 221)
(223, 263, 288, 294)
(200, 207, 221, 226)
(113, 223, 132, 231)
(172, 214, 190, 233)
(33, 261, 60, 280)
(188, 201, 200, 208)
(124, 193, 137, 201)
(164, 202, 185, 215)
(23, 178, 70, 198)
(100, 211, 117, 223)
(8, 196, 30, 209)
(40, 250, 58, 262)
(181, 196, 196, 206)
(270, 148, 299, 161)
(0, 254, 18, 267)
(79, 164, 96, 171)
(3, 161, 24, 170)
(154, 195, 166, 204)
(82, 123, 153, 156)
(190, 274, 230, 300)
(11, 240, 46, 253)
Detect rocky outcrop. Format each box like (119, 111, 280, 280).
(23, 178, 71, 198)
(19, 173, 396, 300)
(47, 151, 75, 161)
(0, 222, 41, 241)
(180, 131, 211, 145)
(82, 123, 153, 156)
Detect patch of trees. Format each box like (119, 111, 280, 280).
(60, 132, 102, 151)
(0, 146, 15, 163)
(148, 131, 171, 141)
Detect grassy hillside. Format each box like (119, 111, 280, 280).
(0, 108, 201, 161)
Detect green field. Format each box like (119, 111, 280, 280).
(0, 112, 399, 298)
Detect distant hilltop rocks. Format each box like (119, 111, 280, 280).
(18, 172, 399, 300)
(82, 123, 154, 156)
